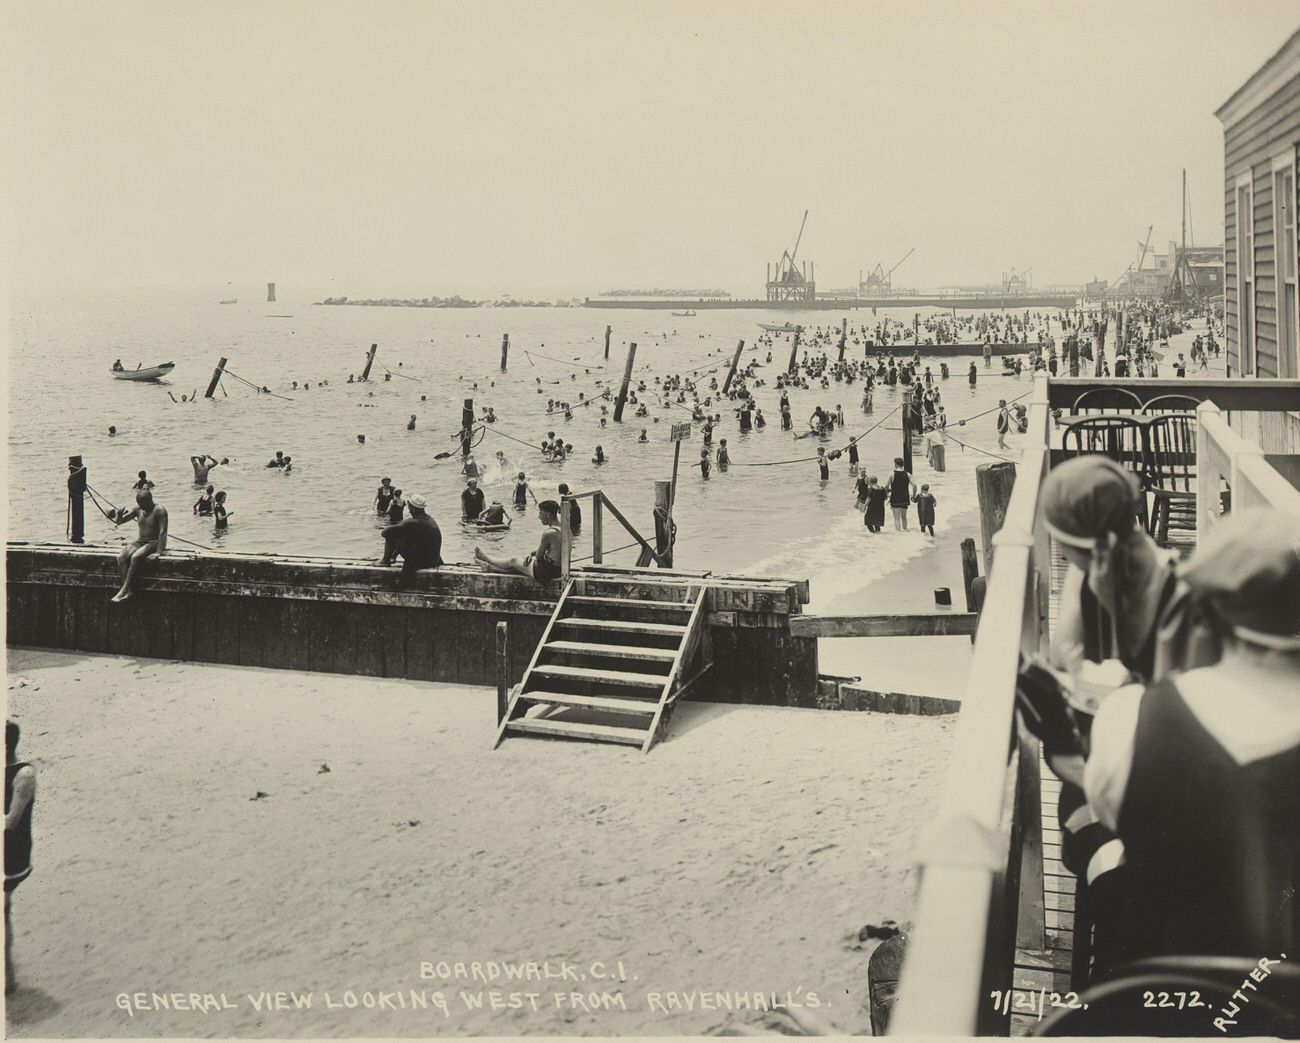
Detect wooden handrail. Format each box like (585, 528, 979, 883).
(1196, 400, 1300, 534)
(1048, 377, 1300, 411)
(893, 376, 1051, 1036)
(596, 492, 667, 567)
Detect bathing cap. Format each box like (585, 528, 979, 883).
(1040, 457, 1141, 548)
(1181, 508, 1300, 648)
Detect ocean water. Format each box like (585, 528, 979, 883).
(7, 288, 1048, 614)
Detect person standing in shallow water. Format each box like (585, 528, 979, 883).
(888, 457, 916, 531)
(6, 720, 35, 995)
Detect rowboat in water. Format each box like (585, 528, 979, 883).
(758, 322, 802, 333)
(111, 362, 176, 382)
(671, 310, 697, 317)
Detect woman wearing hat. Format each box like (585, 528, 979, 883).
(1083, 508, 1300, 965)
(1019, 456, 1218, 975)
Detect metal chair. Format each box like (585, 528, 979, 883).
(1060, 415, 1151, 531)
(1140, 394, 1201, 415)
(1143, 413, 1197, 546)
(1071, 387, 1144, 416)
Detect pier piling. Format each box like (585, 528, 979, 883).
(496, 621, 509, 725)
(722, 339, 745, 395)
(461, 398, 474, 457)
(786, 328, 802, 375)
(975, 461, 1017, 576)
(204, 357, 228, 399)
(603, 325, 612, 361)
(837, 317, 847, 363)
(67, 456, 87, 545)
(613, 342, 637, 422)
(500, 333, 509, 371)
(960, 537, 979, 611)
(360, 343, 378, 382)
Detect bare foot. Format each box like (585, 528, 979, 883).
(110, 590, 132, 603)
(473, 547, 487, 562)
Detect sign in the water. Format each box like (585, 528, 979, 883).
(670, 423, 691, 442)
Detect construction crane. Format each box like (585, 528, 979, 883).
(1109, 225, 1154, 293)
(767, 210, 816, 303)
(860, 247, 915, 296)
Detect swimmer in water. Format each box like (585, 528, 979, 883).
(462, 454, 481, 479)
(478, 500, 510, 527)
(191, 454, 219, 484)
(592, 445, 605, 464)
(193, 485, 215, 516)
(213, 491, 231, 531)
(132, 471, 155, 490)
(639, 428, 649, 442)
(266, 451, 286, 469)
(716, 439, 730, 472)
(816, 447, 830, 481)
(513, 472, 534, 508)
(407, 415, 416, 430)
(698, 448, 711, 480)
(755, 408, 766, 429)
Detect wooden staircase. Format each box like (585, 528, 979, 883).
(493, 576, 708, 754)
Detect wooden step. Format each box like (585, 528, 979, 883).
(566, 595, 694, 615)
(529, 664, 667, 688)
(504, 717, 647, 745)
(554, 617, 688, 638)
(543, 640, 678, 663)
(517, 691, 658, 715)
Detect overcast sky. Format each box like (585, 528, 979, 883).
(3, 1, 1297, 298)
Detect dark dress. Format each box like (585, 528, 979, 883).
(5, 762, 33, 892)
(1113, 679, 1300, 966)
(865, 487, 888, 529)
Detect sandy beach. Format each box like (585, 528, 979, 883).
(5, 648, 952, 1037)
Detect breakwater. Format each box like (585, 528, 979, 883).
(584, 295, 1077, 311)
(6, 545, 817, 705)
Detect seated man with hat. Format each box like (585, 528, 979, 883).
(379, 494, 443, 587)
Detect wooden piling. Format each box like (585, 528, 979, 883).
(496, 621, 509, 725)
(902, 403, 913, 474)
(500, 333, 509, 371)
(721, 339, 745, 395)
(603, 325, 612, 361)
(960, 537, 979, 612)
(592, 495, 604, 564)
(786, 328, 802, 375)
(975, 461, 1017, 576)
(67, 456, 87, 545)
(461, 398, 474, 457)
(204, 356, 228, 399)
(613, 342, 637, 422)
(360, 343, 378, 382)
(654, 479, 673, 568)
(560, 498, 574, 577)
(837, 317, 847, 363)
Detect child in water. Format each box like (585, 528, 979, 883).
(914, 483, 937, 536)
(213, 491, 230, 531)
(816, 447, 830, 481)
(592, 445, 605, 464)
(513, 472, 531, 509)
(698, 448, 711, 480)
(716, 439, 730, 472)
(639, 428, 649, 442)
(193, 485, 215, 516)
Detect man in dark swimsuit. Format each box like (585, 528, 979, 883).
(474, 500, 563, 581)
(6, 720, 35, 995)
(888, 457, 915, 530)
(379, 494, 443, 587)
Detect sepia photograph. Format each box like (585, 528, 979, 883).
(3, 1, 1300, 1038)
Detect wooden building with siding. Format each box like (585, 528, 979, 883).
(1217, 26, 1300, 449)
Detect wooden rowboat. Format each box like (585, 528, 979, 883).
(758, 322, 802, 333)
(111, 362, 175, 382)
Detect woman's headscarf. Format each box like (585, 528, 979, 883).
(1040, 456, 1142, 550)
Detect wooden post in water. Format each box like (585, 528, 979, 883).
(67, 455, 87, 545)
(613, 342, 637, 421)
(360, 343, 379, 382)
(837, 317, 848, 362)
(560, 498, 574, 578)
(786, 328, 802, 375)
(495, 621, 509, 725)
(592, 495, 604, 564)
(721, 339, 745, 395)
(204, 357, 228, 399)
(603, 325, 612, 361)
(975, 460, 1017, 576)
(960, 537, 980, 612)
(902, 401, 913, 474)
(654, 479, 673, 568)
(267, 282, 276, 303)
(500, 333, 509, 371)
(461, 398, 474, 457)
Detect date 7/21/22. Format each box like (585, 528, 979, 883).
(990, 989, 1087, 1020)
(991, 988, 1210, 1021)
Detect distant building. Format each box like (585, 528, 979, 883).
(1216, 26, 1299, 380)
(1085, 276, 1109, 298)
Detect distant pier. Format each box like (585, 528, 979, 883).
(584, 294, 1078, 311)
